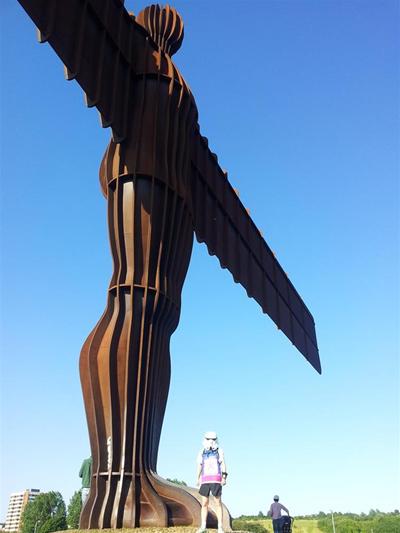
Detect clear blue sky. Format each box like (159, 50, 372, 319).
(1, 0, 399, 521)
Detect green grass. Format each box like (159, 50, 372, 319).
(233, 518, 323, 533)
(62, 522, 323, 533)
(291, 519, 324, 533)
(64, 529, 205, 533)
(64, 529, 248, 533)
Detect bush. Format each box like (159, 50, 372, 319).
(232, 519, 269, 532)
(317, 514, 400, 533)
(373, 515, 400, 533)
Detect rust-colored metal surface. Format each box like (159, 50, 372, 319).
(17, 0, 321, 529)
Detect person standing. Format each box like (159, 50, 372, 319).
(79, 456, 92, 504)
(196, 431, 227, 533)
(268, 495, 289, 533)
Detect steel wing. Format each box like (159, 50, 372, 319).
(17, 0, 146, 142)
(190, 129, 321, 373)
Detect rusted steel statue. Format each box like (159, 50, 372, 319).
(17, 1, 321, 529)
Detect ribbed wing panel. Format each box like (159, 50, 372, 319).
(17, 0, 146, 141)
(190, 130, 321, 373)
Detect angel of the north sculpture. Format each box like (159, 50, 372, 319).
(17, 0, 321, 529)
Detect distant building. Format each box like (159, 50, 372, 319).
(4, 490, 41, 532)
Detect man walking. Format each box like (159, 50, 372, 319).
(268, 495, 289, 533)
(79, 456, 92, 504)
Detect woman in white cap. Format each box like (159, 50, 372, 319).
(196, 431, 227, 533)
(268, 495, 290, 533)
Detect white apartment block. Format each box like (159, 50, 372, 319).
(4, 490, 40, 532)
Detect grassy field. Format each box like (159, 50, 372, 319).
(291, 519, 323, 533)
(234, 518, 323, 533)
(63, 523, 323, 533)
(64, 529, 251, 533)
(64, 529, 220, 533)
(63, 524, 323, 533)
(64, 529, 248, 533)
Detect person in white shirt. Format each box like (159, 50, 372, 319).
(268, 495, 290, 533)
(196, 431, 227, 533)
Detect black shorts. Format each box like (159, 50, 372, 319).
(199, 483, 222, 497)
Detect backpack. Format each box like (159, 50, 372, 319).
(201, 448, 222, 483)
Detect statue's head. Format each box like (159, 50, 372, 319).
(136, 4, 184, 56)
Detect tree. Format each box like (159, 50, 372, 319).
(21, 492, 67, 533)
(67, 491, 82, 529)
(166, 478, 187, 486)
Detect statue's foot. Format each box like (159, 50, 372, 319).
(80, 470, 231, 529)
(79, 471, 169, 528)
(149, 473, 202, 526)
(149, 473, 232, 530)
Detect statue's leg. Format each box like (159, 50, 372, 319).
(79, 176, 201, 527)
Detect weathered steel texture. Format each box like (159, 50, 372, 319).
(16, 0, 321, 529)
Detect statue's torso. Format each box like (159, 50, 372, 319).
(100, 48, 198, 205)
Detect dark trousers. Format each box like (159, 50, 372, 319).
(272, 518, 282, 533)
